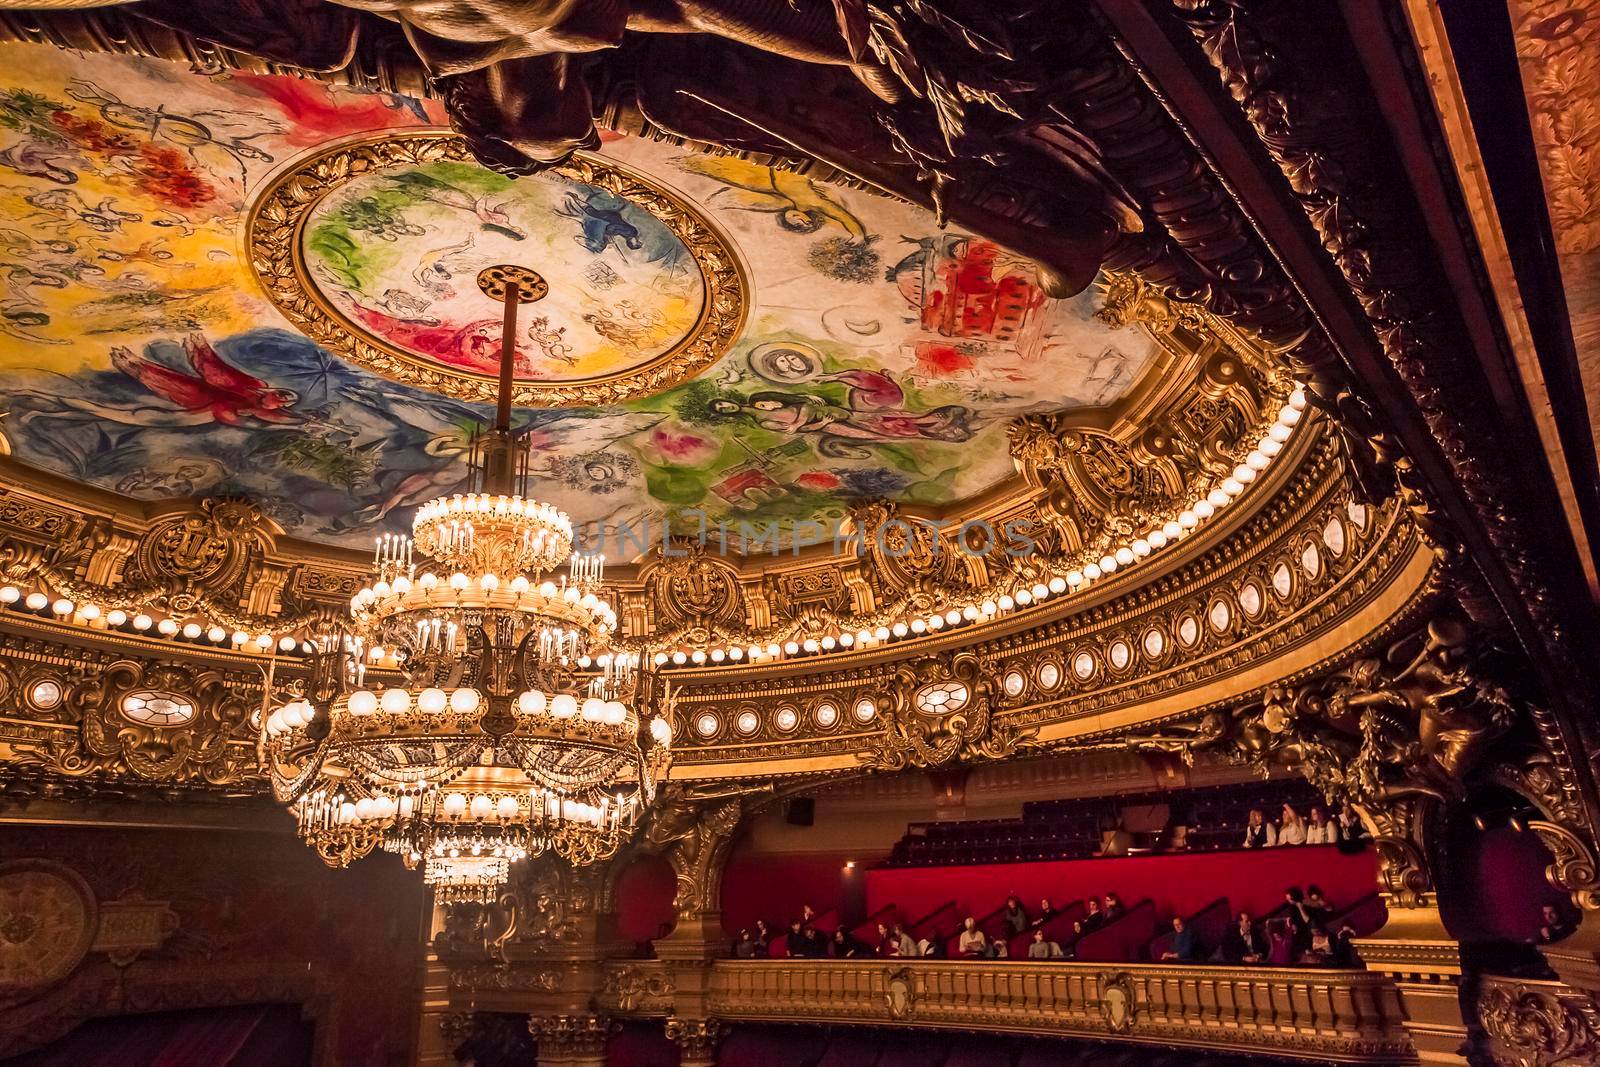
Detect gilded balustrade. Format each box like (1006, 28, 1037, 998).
(702, 959, 1413, 1062)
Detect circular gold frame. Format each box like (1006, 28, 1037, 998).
(247, 130, 749, 408)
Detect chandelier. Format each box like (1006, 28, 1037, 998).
(259, 265, 673, 903)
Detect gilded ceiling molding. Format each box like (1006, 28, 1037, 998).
(664, 435, 1423, 771)
(0, 639, 272, 791)
(248, 131, 747, 408)
(1165, 0, 1600, 842)
(860, 650, 1035, 772)
(0, 486, 350, 633)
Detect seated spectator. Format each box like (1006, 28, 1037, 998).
(989, 938, 1008, 959)
(1337, 801, 1368, 840)
(1074, 897, 1105, 934)
(1033, 898, 1057, 927)
(922, 928, 948, 959)
(1220, 911, 1268, 963)
(1002, 894, 1029, 936)
(1538, 903, 1577, 944)
(874, 922, 892, 956)
(797, 924, 828, 958)
(1028, 928, 1065, 959)
(753, 920, 772, 955)
(832, 927, 868, 958)
(1266, 919, 1296, 965)
(1102, 893, 1124, 921)
(783, 920, 804, 957)
(798, 903, 817, 927)
(958, 916, 988, 957)
(1330, 923, 1359, 967)
(1305, 805, 1338, 844)
(1161, 915, 1200, 961)
(891, 922, 917, 958)
(734, 929, 757, 958)
(1277, 804, 1307, 846)
(1243, 808, 1277, 849)
(1301, 925, 1334, 965)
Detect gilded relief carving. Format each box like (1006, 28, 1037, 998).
(862, 650, 1036, 771)
(1480, 978, 1600, 1067)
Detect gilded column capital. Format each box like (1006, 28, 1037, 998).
(664, 1015, 722, 1067)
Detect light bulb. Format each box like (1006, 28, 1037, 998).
(449, 688, 481, 713)
(181, 622, 202, 639)
(81, 604, 102, 620)
(417, 688, 447, 713)
(108, 610, 128, 627)
(347, 690, 379, 716)
(0, 586, 17, 604)
(496, 796, 519, 820)
(551, 693, 578, 719)
(52, 599, 74, 616)
(207, 626, 227, 643)
(134, 614, 153, 631)
(278, 635, 296, 651)
(382, 688, 413, 713)
(157, 618, 179, 635)
(442, 793, 467, 817)
(25, 592, 48, 611)
(518, 690, 546, 715)
(581, 697, 605, 721)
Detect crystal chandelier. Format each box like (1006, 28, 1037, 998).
(259, 266, 673, 904)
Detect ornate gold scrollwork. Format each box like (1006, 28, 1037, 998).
(862, 649, 1036, 771)
(643, 789, 746, 921)
(9, 658, 258, 786)
(664, 1015, 722, 1062)
(527, 1014, 612, 1058)
(1479, 979, 1600, 1067)
(643, 540, 746, 643)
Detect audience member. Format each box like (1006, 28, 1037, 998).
(1028, 928, 1065, 959)
(1220, 911, 1267, 963)
(797, 924, 828, 958)
(1330, 923, 1359, 967)
(891, 922, 917, 958)
(1266, 919, 1296, 965)
(798, 903, 817, 926)
(1074, 897, 1105, 934)
(734, 929, 757, 958)
(784, 920, 804, 956)
(1305, 805, 1338, 844)
(1033, 898, 1057, 927)
(922, 928, 948, 958)
(958, 916, 988, 957)
(1537, 903, 1576, 944)
(1243, 808, 1277, 848)
(1283, 887, 1315, 953)
(989, 938, 1008, 959)
(1301, 925, 1334, 965)
(832, 927, 868, 958)
(1304, 885, 1334, 926)
(753, 920, 772, 955)
(1277, 804, 1307, 845)
(1102, 893, 1124, 921)
(1002, 895, 1029, 936)
(1337, 802, 1368, 840)
(1161, 915, 1200, 961)
(874, 922, 893, 957)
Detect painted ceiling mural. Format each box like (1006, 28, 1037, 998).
(0, 44, 1160, 553)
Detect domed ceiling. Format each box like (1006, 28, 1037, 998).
(0, 45, 1160, 552)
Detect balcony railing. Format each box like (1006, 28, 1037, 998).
(705, 960, 1413, 1063)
